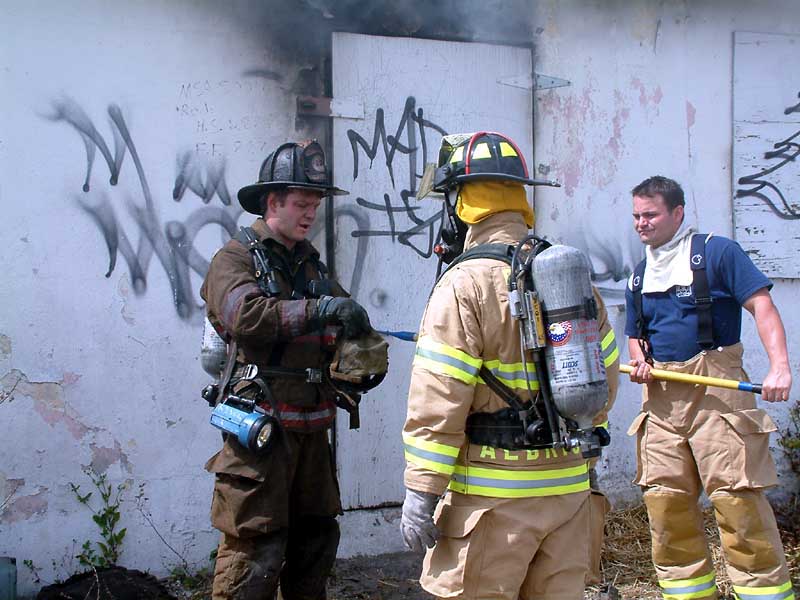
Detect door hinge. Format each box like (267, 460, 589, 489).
(498, 73, 571, 91)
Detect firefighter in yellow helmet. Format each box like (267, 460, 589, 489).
(400, 132, 620, 599)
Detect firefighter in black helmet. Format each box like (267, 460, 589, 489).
(201, 140, 385, 600)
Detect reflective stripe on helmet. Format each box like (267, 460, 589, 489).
(499, 141, 518, 157)
(658, 572, 717, 600)
(450, 145, 464, 163)
(471, 142, 492, 159)
(448, 462, 589, 498)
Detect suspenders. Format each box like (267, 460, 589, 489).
(631, 233, 715, 356)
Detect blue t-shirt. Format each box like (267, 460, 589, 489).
(624, 236, 771, 362)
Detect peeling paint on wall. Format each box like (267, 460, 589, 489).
(1, 370, 93, 439)
(1, 486, 49, 524)
(0, 334, 11, 358)
(0, 475, 24, 514)
(89, 440, 132, 475)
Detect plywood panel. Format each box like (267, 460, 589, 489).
(332, 32, 532, 509)
(733, 32, 800, 277)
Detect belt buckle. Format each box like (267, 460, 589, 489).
(241, 364, 259, 380)
(305, 368, 322, 383)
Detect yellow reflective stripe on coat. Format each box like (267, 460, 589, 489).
(600, 329, 619, 368)
(414, 336, 482, 386)
(403, 433, 460, 476)
(658, 571, 717, 599)
(733, 580, 794, 600)
(448, 462, 589, 498)
(481, 359, 540, 391)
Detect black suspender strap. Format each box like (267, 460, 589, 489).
(235, 227, 282, 297)
(479, 366, 528, 412)
(633, 233, 714, 358)
(630, 259, 652, 362)
(691, 233, 714, 349)
(435, 243, 514, 288)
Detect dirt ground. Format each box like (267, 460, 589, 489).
(57, 501, 798, 600)
(326, 552, 648, 600)
(230, 506, 793, 599)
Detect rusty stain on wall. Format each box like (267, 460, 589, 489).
(686, 101, 697, 129)
(631, 77, 664, 109)
(117, 275, 137, 326)
(686, 100, 697, 160)
(538, 83, 634, 197)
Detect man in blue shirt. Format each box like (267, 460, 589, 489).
(625, 176, 793, 600)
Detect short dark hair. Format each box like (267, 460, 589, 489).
(631, 176, 685, 211)
(262, 188, 289, 214)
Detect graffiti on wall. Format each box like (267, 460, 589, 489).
(49, 92, 640, 316)
(47, 97, 242, 320)
(732, 32, 800, 277)
(345, 96, 448, 261)
(735, 93, 800, 221)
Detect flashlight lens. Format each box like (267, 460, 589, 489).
(256, 421, 273, 448)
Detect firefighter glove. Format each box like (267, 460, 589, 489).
(400, 489, 439, 552)
(316, 296, 371, 339)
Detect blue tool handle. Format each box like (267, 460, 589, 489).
(377, 330, 418, 342)
(738, 381, 763, 395)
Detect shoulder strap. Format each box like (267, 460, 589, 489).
(479, 365, 528, 412)
(691, 233, 714, 349)
(631, 258, 647, 338)
(235, 227, 282, 297)
(631, 258, 652, 362)
(440, 243, 515, 278)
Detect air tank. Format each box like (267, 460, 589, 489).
(201, 317, 228, 377)
(531, 245, 608, 430)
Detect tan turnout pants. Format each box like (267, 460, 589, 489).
(421, 489, 591, 600)
(627, 344, 793, 600)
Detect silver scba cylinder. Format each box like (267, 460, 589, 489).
(531, 245, 607, 430)
(201, 317, 228, 377)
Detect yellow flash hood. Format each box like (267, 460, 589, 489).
(456, 181, 535, 228)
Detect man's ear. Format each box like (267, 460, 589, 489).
(264, 193, 276, 216)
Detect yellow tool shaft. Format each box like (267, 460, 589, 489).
(619, 363, 756, 392)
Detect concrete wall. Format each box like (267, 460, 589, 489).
(0, 1, 327, 595)
(531, 0, 800, 502)
(2, 0, 799, 597)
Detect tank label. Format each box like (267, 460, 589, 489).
(545, 318, 605, 385)
(547, 321, 572, 346)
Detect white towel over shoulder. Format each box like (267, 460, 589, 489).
(641, 225, 697, 294)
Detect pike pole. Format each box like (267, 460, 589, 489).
(619, 363, 763, 395)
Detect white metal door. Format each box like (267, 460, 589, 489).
(332, 32, 532, 509)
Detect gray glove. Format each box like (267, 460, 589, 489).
(315, 296, 371, 339)
(400, 489, 440, 552)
